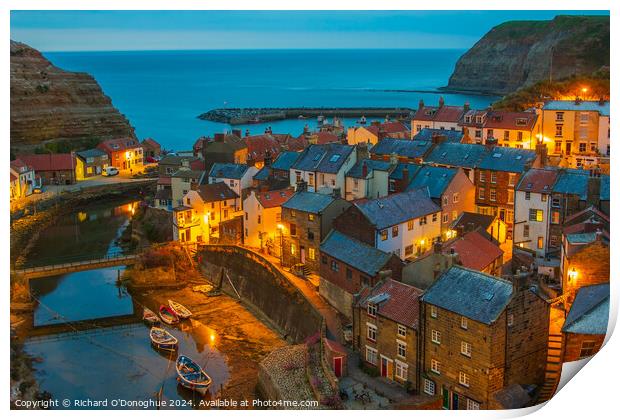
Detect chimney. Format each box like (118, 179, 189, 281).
(264, 150, 273, 167)
(362, 161, 368, 178)
(431, 133, 447, 145)
(356, 143, 370, 161)
(438, 96, 445, 108)
(418, 99, 424, 110)
(332, 187, 342, 199)
(389, 152, 399, 165)
(245, 129, 250, 137)
(599, 98, 606, 106)
(400, 166, 410, 191)
(587, 171, 601, 207)
(232, 129, 242, 138)
(214, 133, 225, 142)
(575, 97, 582, 105)
(485, 137, 498, 148)
(535, 142, 547, 167)
(464, 102, 470, 112)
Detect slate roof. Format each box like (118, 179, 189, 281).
(271, 151, 301, 171)
(543, 100, 610, 117)
(422, 266, 514, 325)
(516, 168, 558, 193)
(413, 128, 463, 143)
(76, 149, 108, 159)
(320, 230, 394, 277)
(553, 169, 589, 200)
(450, 211, 496, 232)
(370, 138, 432, 159)
(389, 163, 421, 182)
(292, 143, 354, 174)
(209, 163, 249, 180)
(478, 146, 537, 173)
(346, 159, 392, 179)
(562, 283, 609, 335)
(171, 168, 205, 180)
(253, 166, 271, 181)
(354, 188, 439, 230)
(159, 155, 199, 166)
(406, 165, 457, 198)
(357, 279, 422, 329)
(195, 182, 239, 202)
(443, 230, 503, 271)
(281, 191, 336, 214)
(423, 142, 489, 169)
(566, 232, 598, 245)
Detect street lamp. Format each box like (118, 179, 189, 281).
(568, 267, 578, 284)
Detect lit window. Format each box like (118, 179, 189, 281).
(290, 243, 296, 256)
(431, 330, 441, 344)
(424, 378, 435, 395)
(537, 237, 544, 249)
(529, 209, 543, 222)
(392, 225, 399, 238)
(430, 305, 437, 318)
(491, 173, 497, 183)
(308, 247, 315, 260)
(461, 341, 472, 357)
(479, 172, 486, 182)
(431, 359, 441, 374)
(459, 372, 470, 387)
(490, 189, 496, 202)
(453, 192, 459, 203)
(508, 173, 516, 186)
(478, 187, 485, 200)
(380, 230, 388, 241)
(407, 220, 414, 231)
(308, 214, 315, 221)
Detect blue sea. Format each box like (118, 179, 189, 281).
(44, 49, 499, 151)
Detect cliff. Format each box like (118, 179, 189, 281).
(10, 40, 136, 152)
(445, 15, 609, 95)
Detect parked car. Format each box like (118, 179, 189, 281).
(103, 166, 119, 176)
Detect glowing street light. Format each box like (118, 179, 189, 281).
(569, 267, 578, 284)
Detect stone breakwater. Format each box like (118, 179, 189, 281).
(198, 107, 414, 125)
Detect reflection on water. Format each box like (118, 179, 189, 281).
(24, 319, 230, 409)
(25, 200, 139, 268)
(30, 266, 133, 327)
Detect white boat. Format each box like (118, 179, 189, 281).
(150, 327, 178, 352)
(176, 355, 212, 395)
(168, 300, 193, 319)
(143, 307, 160, 324)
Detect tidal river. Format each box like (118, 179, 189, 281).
(22, 199, 230, 409)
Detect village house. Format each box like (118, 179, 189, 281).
(344, 159, 393, 201)
(354, 278, 422, 391)
(97, 138, 143, 171)
(280, 190, 351, 274)
(347, 120, 410, 146)
(411, 98, 466, 135)
(423, 142, 489, 183)
(243, 132, 281, 168)
(460, 110, 540, 149)
(450, 211, 508, 244)
(270, 150, 301, 178)
(157, 154, 200, 177)
(208, 163, 258, 201)
(540, 100, 610, 161)
(513, 168, 559, 256)
(289, 143, 356, 198)
(421, 266, 548, 410)
(242, 187, 295, 253)
(153, 176, 173, 211)
(141, 137, 161, 159)
(10, 159, 37, 200)
(17, 153, 77, 185)
(75, 149, 109, 180)
(561, 283, 609, 362)
(369, 138, 433, 164)
(332, 188, 441, 260)
(474, 146, 538, 236)
(319, 230, 403, 318)
(171, 168, 206, 207)
(172, 182, 240, 243)
(201, 131, 249, 171)
(406, 165, 475, 236)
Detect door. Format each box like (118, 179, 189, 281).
(380, 356, 393, 379)
(442, 387, 450, 409)
(300, 246, 306, 264)
(452, 392, 459, 410)
(333, 357, 343, 378)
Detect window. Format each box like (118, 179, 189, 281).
(490, 189, 496, 202)
(397, 324, 407, 338)
(554, 141, 562, 154)
(405, 245, 414, 256)
(467, 399, 480, 410)
(453, 192, 459, 203)
(346, 267, 352, 280)
(423, 378, 435, 395)
(420, 216, 427, 226)
(552, 197, 561, 208)
(407, 220, 414, 231)
(442, 214, 449, 223)
(529, 209, 543, 222)
(508, 173, 516, 186)
(380, 230, 388, 241)
(523, 224, 530, 238)
(330, 260, 339, 272)
(479, 172, 486, 182)
(367, 303, 377, 317)
(366, 346, 378, 365)
(478, 187, 485, 200)
(475, 130, 482, 139)
(392, 225, 399, 238)
(461, 317, 468, 330)
(556, 112, 564, 122)
(395, 361, 408, 381)
(290, 210, 296, 217)
(552, 211, 560, 224)
(459, 372, 470, 387)
(443, 196, 448, 206)
(490, 172, 497, 183)
(257, 215, 261, 224)
(517, 131, 523, 142)
(431, 330, 441, 344)
(537, 237, 544, 249)
(461, 341, 472, 357)
(579, 143, 587, 153)
(430, 305, 437, 318)
(290, 223, 297, 236)
(504, 130, 510, 141)
(507, 314, 514, 327)
(525, 191, 531, 200)
(555, 124, 563, 137)
(321, 255, 327, 264)
(508, 190, 514, 204)
(541, 194, 547, 202)
(430, 359, 441, 374)
(579, 341, 597, 358)
(367, 324, 377, 342)
(452, 210, 458, 221)
(308, 247, 316, 261)
(290, 244, 297, 256)
(432, 213, 438, 222)
(308, 214, 315, 221)
(397, 341, 407, 358)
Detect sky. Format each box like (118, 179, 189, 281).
(10, 10, 609, 52)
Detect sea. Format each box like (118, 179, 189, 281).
(44, 49, 499, 151)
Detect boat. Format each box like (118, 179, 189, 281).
(159, 305, 179, 325)
(176, 355, 212, 395)
(142, 307, 160, 324)
(168, 300, 193, 319)
(150, 327, 178, 352)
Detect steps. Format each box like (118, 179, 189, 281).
(537, 333, 564, 404)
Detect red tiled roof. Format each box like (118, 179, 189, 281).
(360, 279, 422, 329)
(517, 168, 558, 193)
(10, 158, 31, 173)
(244, 134, 281, 162)
(17, 154, 76, 171)
(563, 222, 609, 237)
(285, 135, 309, 151)
(190, 159, 206, 171)
(141, 138, 160, 149)
(364, 121, 410, 136)
(445, 230, 503, 271)
(323, 337, 347, 355)
(315, 132, 339, 144)
(483, 111, 538, 131)
(97, 138, 140, 153)
(193, 137, 206, 151)
(255, 187, 295, 209)
(157, 176, 172, 186)
(414, 105, 464, 123)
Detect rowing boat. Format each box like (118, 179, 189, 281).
(150, 327, 178, 351)
(176, 355, 212, 394)
(143, 307, 160, 324)
(159, 305, 179, 325)
(168, 300, 192, 319)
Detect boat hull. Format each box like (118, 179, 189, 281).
(159, 305, 179, 324)
(176, 355, 212, 396)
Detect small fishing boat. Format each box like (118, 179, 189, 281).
(159, 305, 179, 325)
(150, 327, 178, 352)
(168, 300, 193, 319)
(143, 307, 160, 324)
(176, 355, 212, 395)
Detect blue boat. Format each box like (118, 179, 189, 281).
(176, 355, 212, 395)
(149, 327, 178, 352)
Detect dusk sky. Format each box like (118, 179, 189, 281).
(11, 10, 608, 52)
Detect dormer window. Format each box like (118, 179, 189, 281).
(516, 118, 527, 126)
(367, 303, 377, 317)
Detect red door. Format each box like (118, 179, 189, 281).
(333, 357, 343, 377)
